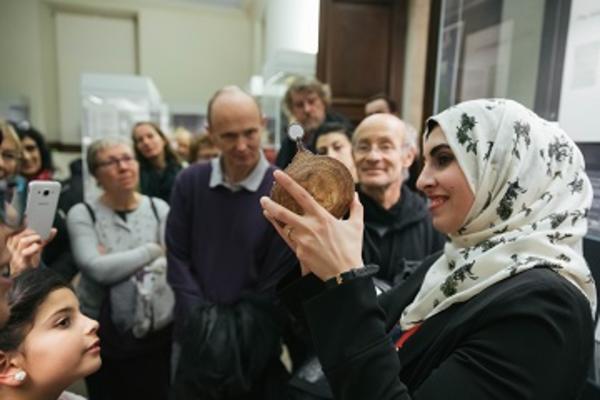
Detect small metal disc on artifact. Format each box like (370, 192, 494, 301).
(288, 123, 304, 141)
(271, 124, 354, 219)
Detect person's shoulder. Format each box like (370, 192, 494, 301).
(58, 391, 87, 400)
(151, 196, 169, 209)
(66, 201, 94, 221)
(265, 163, 278, 175)
(401, 185, 427, 207)
(325, 110, 353, 128)
(477, 267, 592, 318)
(176, 162, 212, 184)
(147, 195, 169, 214)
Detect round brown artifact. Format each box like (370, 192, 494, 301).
(271, 145, 355, 219)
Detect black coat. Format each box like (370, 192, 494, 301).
(282, 255, 594, 399)
(172, 295, 289, 400)
(139, 158, 182, 204)
(360, 186, 446, 284)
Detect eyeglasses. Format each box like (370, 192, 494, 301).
(354, 142, 399, 155)
(0, 179, 26, 229)
(96, 154, 136, 169)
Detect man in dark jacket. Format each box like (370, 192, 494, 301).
(353, 113, 446, 284)
(276, 77, 352, 168)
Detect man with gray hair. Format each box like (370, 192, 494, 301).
(353, 113, 445, 284)
(276, 76, 352, 168)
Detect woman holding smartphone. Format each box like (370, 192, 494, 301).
(0, 120, 55, 278)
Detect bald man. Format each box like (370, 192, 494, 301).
(166, 87, 296, 397)
(353, 114, 445, 284)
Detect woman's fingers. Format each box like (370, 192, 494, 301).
(21, 243, 41, 257)
(263, 209, 296, 251)
(8, 229, 42, 253)
(43, 228, 58, 245)
(16, 233, 43, 252)
(260, 196, 303, 227)
(348, 192, 364, 228)
(272, 170, 325, 217)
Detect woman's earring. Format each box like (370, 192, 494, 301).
(14, 370, 26, 382)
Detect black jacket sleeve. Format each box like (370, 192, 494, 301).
(300, 269, 593, 400)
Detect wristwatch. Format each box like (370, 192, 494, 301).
(324, 264, 380, 288)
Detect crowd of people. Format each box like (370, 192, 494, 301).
(0, 75, 597, 400)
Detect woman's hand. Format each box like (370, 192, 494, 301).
(7, 228, 57, 276)
(260, 170, 364, 282)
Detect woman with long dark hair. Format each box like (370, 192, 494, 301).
(131, 122, 182, 203)
(15, 124, 54, 181)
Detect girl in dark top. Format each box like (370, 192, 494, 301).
(131, 121, 182, 203)
(260, 99, 596, 399)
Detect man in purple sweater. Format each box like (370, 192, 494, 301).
(166, 86, 297, 397)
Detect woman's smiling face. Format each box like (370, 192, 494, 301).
(417, 126, 474, 235)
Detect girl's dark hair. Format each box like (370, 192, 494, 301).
(0, 268, 72, 352)
(15, 125, 54, 173)
(314, 122, 353, 142)
(131, 121, 181, 167)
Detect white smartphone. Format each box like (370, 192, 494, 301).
(25, 181, 61, 240)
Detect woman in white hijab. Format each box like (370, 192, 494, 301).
(261, 99, 596, 399)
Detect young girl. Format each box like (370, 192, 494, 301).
(0, 268, 101, 400)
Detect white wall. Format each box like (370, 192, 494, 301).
(138, 5, 253, 111)
(264, 0, 319, 61)
(0, 0, 49, 136)
(55, 12, 137, 144)
(0, 0, 255, 143)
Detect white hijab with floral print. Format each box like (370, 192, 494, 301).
(400, 99, 596, 330)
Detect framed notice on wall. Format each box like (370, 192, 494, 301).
(558, 0, 600, 143)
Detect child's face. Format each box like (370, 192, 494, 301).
(18, 288, 101, 387)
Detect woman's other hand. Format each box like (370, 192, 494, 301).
(7, 228, 57, 276)
(260, 170, 364, 281)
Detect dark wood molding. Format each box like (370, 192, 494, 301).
(422, 0, 442, 128)
(48, 142, 82, 153)
(534, 0, 571, 121)
(389, 0, 409, 112)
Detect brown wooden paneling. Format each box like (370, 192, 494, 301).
(318, 0, 408, 125)
(422, 0, 441, 129)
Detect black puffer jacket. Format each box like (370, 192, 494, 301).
(359, 185, 446, 284)
(171, 295, 289, 400)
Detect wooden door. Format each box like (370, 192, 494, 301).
(317, 0, 408, 124)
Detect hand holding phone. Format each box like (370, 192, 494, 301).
(25, 181, 61, 240)
(7, 227, 57, 275)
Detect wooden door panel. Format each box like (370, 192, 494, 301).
(318, 0, 407, 124)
